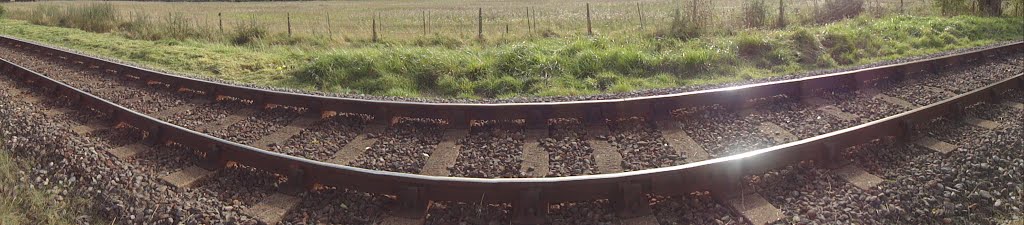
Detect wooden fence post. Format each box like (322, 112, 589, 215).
(532, 7, 538, 33)
(900, 0, 905, 14)
(636, 2, 643, 30)
(326, 13, 332, 37)
(478, 8, 484, 40)
(372, 14, 378, 42)
(586, 3, 593, 36)
(777, 0, 785, 28)
(526, 7, 532, 34)
(287, 13, 292, 37)
(422, 11, 427, 36)
(218, 12, 223, 32)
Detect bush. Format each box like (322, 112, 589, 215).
(934, 0, 972, 16)
(742, 0, 769, 28)
(790, 28, 834, 67)
(736, 33, 785, 67)
(19, 4, 119, 33)
(657, 0, 713, 40)
(816, 0, 864, 23)
(413, 34, 465, 48)
(0, 5, 6, 18)
(230, 23, 268, 45)
(1013, 0, 1024, 16)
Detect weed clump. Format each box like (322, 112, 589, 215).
(23, 4, 118, 33)
(742, 0, 769, 28)
(816, 0, 864, 24)
(790, 28, 834, 67)
(736, 33, 785, 68)
(230, 24, 268, 45)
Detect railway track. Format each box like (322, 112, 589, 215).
(0, 35, 1023, 224)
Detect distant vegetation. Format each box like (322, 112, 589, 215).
(0, 0, 1021, 98)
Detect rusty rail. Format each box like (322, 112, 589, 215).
(1, 35, 1022, 222)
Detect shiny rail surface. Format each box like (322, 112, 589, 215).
(1, 35, 1021, 222)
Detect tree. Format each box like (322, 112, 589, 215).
(978, 0, 1003, 16)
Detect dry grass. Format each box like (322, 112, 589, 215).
(1, 0, 936, 42)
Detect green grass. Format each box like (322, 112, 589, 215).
(0, 0, 943, 43)
(0, 138, 95, 224)
(0, 15, 1021, 99)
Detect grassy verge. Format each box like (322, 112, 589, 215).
(0, 140, 95, 224)
(0, 15, 1021, 99)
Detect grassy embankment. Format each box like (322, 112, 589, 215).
(0, 1, 1021, 98)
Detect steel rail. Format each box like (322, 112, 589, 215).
(1, 36, 1022, 221)
(1, 36, 1021, 128)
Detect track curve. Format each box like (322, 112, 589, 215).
(1, 35, 1022, 223)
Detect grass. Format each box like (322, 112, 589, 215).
(0, 137, 96, 224)
(0, 0, 944, 44)
(0, 14, 1020, 99)
(0, 0, 1021, 99)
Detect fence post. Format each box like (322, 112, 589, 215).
(532, 7, 538, 33)
(636, 2, 644, 30)
(777, 0, 785, 28)
(287, 13, 292, 37)
(478, 8, 484, 40)
(691, 0, 697, 24)
(422, 11, 427, 36)
(526, 7, 532, 34)
(586, 3, 593, 36)
(326, 13, 332, 37)
(218, 13, 223, 33)
(900, 0, 905, 14)
(372, 14, 378, 42)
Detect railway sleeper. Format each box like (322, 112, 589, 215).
(914, 136, 959, 154)
(245, 193, 302, 225)
(250, 114, 322, 149)
(1003, 101, 1024, 110)
(420, 129, 468, 176)
(963, 116, 1002, 130)
(725, 192, 784, 225)
(833, 165, 885, 191)
(586, 123, 624, 174)
(655, 120, 710, 162)
(326, 123, 386, 166)
(520, 128, 550, 178)
(160, 165, 215, 188)
(108, 142, 149, 159)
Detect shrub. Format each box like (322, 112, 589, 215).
(1013, 0, 1024, 16)
(790, 28, 833, 67)
(736, 33, 785, 67)
(19, 4, 119, 33)
(659, 49, 724, 77)
(934, 0, 972, 16)
(230, 23, 268, 45)
(816, 0, 864, 23)
(61, 3, 119, 33)
(0, 5, 6, 18)
(413, 34, 464, 48)
(657, 0, 713, 40)
(978, 0, 1003, 16)
(741, 0, 769, 28)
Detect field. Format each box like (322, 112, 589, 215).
(0, 0, 1021, 98)
(0, 0, 939, 43)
